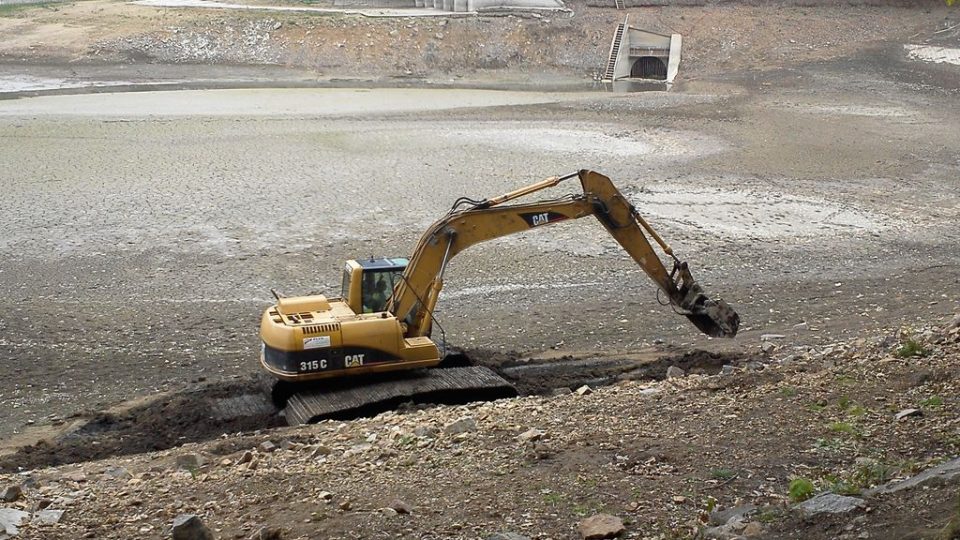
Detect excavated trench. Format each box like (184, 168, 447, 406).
(0, 348, 753, 471)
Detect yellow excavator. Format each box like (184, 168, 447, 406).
(261, 170, 739, 424)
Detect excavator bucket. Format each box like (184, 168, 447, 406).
(673, 262, 740, 338)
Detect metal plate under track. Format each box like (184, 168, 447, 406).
(284, 366, 517, 426)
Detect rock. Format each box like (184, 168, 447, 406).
(1, 486, 21, 503)
(172, 514, 214, 540)
(1, 508, 30, 536)
(309, 445, 333, 457)
(949, 313, 960, 330)
(413, 426, 439, 438)
(895, 408, 922, 421)
(867, 456, 960, 495)
(666, 366, 685, 379)
(33, 509, 64, 525)
(550, 387, 572, 396)
(575, 385, 592, 395)
(387, 499, 412, 514)
(249, 525, 283, 540)
(443, 417, 477, 435)
(577, 514, 625, 539)
(378, 507, 398, 517)
(317, 491, 333, 502)
(338, 500, 352, 511)
(280, 440, 301, 451)
(794, 493, 866, 516)
(238, 451, 254, 464)
(720, 365, 736, 376)
(760, 341, 777, 353)
(760, 334, 786, 341)
(259, 441, 278, 453)
(487, 534, 531, 540)
(63, 471, 87, 483)
(708, 504, 758, 526)
(517, 428, 544, 442)
(104, 466, 132, 480)
(176, 454, 205, 471)
(741, 522, 763, 536)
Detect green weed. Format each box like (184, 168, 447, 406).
(922, 395, 945, 409)
(789, 477, 816, 503)
(896, 338, 929, 358)
(710, 468, 738, 480)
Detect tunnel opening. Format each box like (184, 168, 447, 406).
(631, 56, 667, 80)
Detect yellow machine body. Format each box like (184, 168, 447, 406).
(260, 258, 441, 382)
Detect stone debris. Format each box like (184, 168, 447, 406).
(708, 504, 756, 526)
(249, 525, 283, 540)
(760, 334, 786, 341)
(0, 486, 20, 504)
(794, 493, 866, 516)
(443, 417, 477, 435)
(577, 514, 625, 539)
(172, 514, 215, 540)
(487, 533, 531, 540)
(666, 365, 685, 379)
(574, 385, 592, 395)
(237, 451, 254, 464)
(0, 508, 30, 537)
(517, 428, 544, 442)
(894, 408, 922, 421)
(867, 457, 960, 495)
(259, 441, 278, 453)
(104, 466, 132, 480)
(387, 499, 412, 514)
(32, 509, 64, 525)
(175, 454, 205, 471)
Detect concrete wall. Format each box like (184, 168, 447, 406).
(0, 0, 61, 5)
(468, 0, 563, 10)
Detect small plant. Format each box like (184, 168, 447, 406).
(710, 468, 738, 480)
(789, 477, 816, 503)
(779, 386, 799, 397)
(542, 492, 564, 505)
(838, 395, 853, 410)
(848, 405, 867, 417)
(828, 421, 857, 435)
(922, 395, 945, 409)
(896, 337, 929, 358)
(756, 508, 782, 524)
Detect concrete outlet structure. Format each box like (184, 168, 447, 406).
(602, 16, 681, 85)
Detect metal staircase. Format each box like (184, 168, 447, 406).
(602, 19, 627, 82)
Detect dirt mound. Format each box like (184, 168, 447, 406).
(0, 376, 283, 472)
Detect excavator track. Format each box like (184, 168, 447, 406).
(283, 366, 517, 426)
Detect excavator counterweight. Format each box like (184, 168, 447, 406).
(260, 170, 739, 424)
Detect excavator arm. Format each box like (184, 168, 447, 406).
(389, 170, 739, 339)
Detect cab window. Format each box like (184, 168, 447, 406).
(361, 269, 403, 313)
(341, 267, 351, 300)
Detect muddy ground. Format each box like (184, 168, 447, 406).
(0, 1, 959, 538)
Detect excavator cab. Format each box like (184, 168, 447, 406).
(341, 258, 408, 314)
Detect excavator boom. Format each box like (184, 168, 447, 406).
(390, 169, 739, 339)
